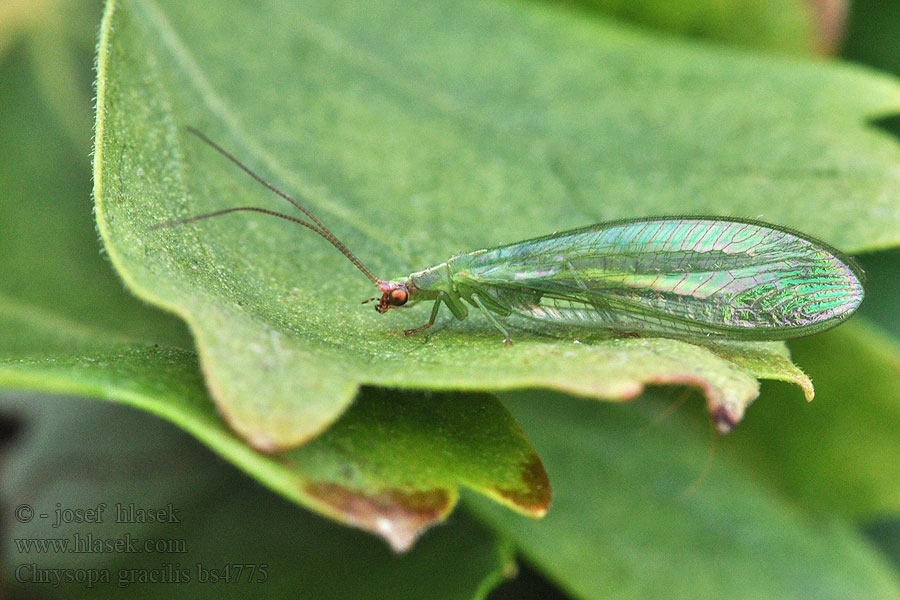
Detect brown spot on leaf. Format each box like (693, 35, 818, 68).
(808, 0, 848, 54)
(303, 482, 452, 552)
(494, 453, 552, 517)
(246, 433, 282, 453)
(645, 373, 752, 434)
(712, 404, 738, 434)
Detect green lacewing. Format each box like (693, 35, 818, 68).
(156, 128, 865, 346)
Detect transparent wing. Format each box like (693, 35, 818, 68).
(452, 218, 865, 340)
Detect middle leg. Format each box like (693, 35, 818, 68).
(471, 293, 513, 346)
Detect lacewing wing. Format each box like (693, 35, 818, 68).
(442, 218, 865, 342)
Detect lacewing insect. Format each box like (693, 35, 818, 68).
(154, 128, 865, 346)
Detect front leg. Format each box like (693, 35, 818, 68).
(403, 296, 443, 336)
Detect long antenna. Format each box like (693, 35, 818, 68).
(152, 127, 383, 286)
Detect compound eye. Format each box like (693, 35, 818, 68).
(390, 288, 409, 306)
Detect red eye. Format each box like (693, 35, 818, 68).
(390, 289, 408, 305)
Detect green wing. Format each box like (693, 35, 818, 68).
(449, 217, 864, 340)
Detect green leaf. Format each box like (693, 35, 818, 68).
(285, 388, 550, 551)
(560, 0, 830, 55)
(724, 319, 900, 518)
(4, 395, 515, 599)
(93, 0, 900, 449)
(466, 391, 900, 599)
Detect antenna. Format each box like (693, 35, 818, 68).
(151, 127, 383, 286)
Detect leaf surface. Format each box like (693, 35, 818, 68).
(466, 390, 900, 599)
(559, 0, 831, 55)
(725, 320, 900, 519)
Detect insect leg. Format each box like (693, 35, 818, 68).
(403, 296, 443, 336)
(471, 294, 513, 346)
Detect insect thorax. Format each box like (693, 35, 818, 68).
(408, 262, 453, 295)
